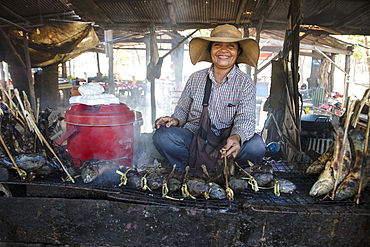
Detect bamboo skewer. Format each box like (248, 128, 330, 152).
(36, 98, 40, 124)
(356, 102, 370, 204)
(14, 89, 75, 183)
(331, 99, 355, 199)
(223, 151, 234, 201)
(22, 91, 35, 122)
(351, 89, 370, 128)
(0, 132, 26, 179)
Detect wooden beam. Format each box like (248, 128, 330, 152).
(0, 17, 30, 33)
(22, 31, 36, 112)
(0, 27, 26, 69)
(148, 24, 157, 126)
(104, 30, 115, 94)
(99, 22, 290, 32)
(335, 3, 370, 29)
(161, 29, 197, 59)
(235, 0, 247, 25)
(0, 4, 30, 24)
(166, 0, 177, 27)
(68, 0, 113, 24)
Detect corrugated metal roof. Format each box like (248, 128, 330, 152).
(0, 0, 369, 43)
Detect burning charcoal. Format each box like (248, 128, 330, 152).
(15, 154, 46, 172)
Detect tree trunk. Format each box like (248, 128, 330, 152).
(39, 64, 59, 111)
(8, 65, 30, 97)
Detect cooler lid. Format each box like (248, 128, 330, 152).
(65, 103, 135, 126)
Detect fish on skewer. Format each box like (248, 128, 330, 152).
(306, 142, 334, 175)
(309, 160, 335, 197)
(330, 123, 352, 186)
(360, 155, 370, 190)
(201, 164, 226, 199)
(335, 130, 365, 200)
(186, 178, 209, 197)
(80, 159, 121, 183)
(228, 177, 249, 194)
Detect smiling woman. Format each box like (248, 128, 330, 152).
(211, 42, 239, 80)
(152, 24, 266, 174)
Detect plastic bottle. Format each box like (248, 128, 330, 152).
(266, 141, 283, 153)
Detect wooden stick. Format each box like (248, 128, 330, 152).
(36, 98, 40, 124)
(14, 89, 75, 183)
(2, 91, 26, 125)
(223, 151, 234, 201)
(22, 91, 35, 122)
(0, 133, 26, 179)
(332, 99, 355, 198)
(351, 89, 370, 128)
(356, 102, 370, 204)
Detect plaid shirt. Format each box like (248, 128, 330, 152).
(172, 64, 256, 144)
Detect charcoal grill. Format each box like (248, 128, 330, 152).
(1, 163, 370, 246)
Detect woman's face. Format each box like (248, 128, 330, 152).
(211, 42, 239, 70)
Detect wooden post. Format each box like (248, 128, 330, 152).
(40, 64, 59, 110)
(243, 25, 252, 77)
(0, 61, 6, 102)
(61, 62, 67, 78)
(105, 30, 114, 94)
(96, 52, 102, 80)
(342, 54, 351, 109)
(172, 36, 184, 90)
(22, 31, 36, 112)
(149, 24, 158, 126)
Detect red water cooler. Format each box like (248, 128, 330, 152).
(64, 103, 136, 166)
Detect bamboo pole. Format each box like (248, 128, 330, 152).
(14, 89, 75, 183)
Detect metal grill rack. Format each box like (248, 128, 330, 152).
(240, 163, 370, 216)
(3, 162, 370, 216)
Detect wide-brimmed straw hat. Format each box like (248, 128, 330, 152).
(189, 24, 260, 67)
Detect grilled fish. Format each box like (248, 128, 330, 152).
(306, 142, 334, 175)
(309, 160, 335, 197)
(331, 123, 352, 185)
(274, 178, 296, 193)
(15, 154, 46, 172)
(80, 159, 120, 183)
(168, 178, 181, 192)
(146, 171, 167, 190)
(228, 177, 249, 193)
(335, 130, 364, 200)
(208, 182, 226, 199)
(126, 169, 142, 189)
(186, 178, 209, 197)
(253, 172, 274, 187)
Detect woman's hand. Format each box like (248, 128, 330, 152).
(154, 116, 179, 129)
(220, 134, 241, 158)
